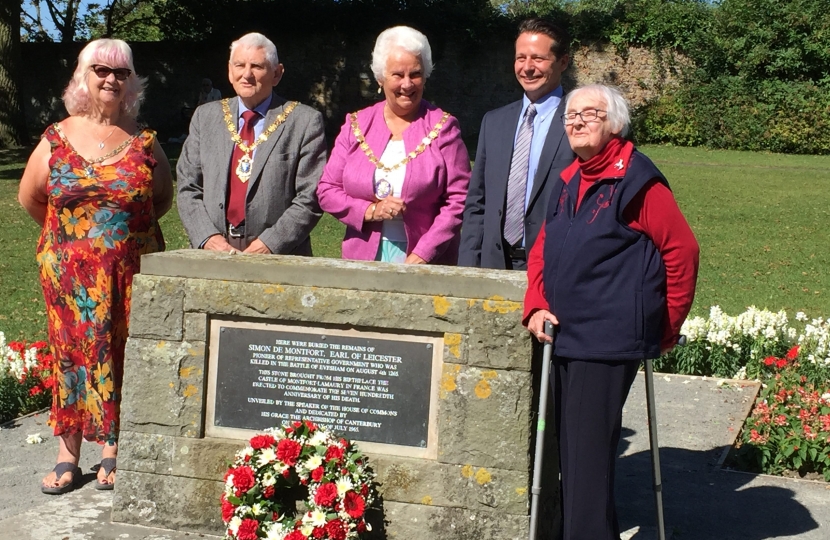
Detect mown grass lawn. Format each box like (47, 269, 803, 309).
(1, 143, 828, 342)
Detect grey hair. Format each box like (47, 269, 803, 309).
(371, 26, 433, 82)
(565, 84, 630, 137)
(229, 33, 279, 67)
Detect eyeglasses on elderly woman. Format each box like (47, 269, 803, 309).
(90, 64, 132, 81)
(561, 108, 607, 125)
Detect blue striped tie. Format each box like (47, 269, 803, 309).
(504, 104, 537, 246)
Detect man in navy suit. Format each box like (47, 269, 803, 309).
(459, 19, 575, 270)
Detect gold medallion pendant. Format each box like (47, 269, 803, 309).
(222, 99, 299, 184)
(236, 153, 254, 183)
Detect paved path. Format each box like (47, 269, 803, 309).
(0, 373, 827, 539)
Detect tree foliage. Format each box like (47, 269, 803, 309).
(713, 0, 830, 82)
(21, 0, 164, 42)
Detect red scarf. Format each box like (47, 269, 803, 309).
(575, 137, 634, 209)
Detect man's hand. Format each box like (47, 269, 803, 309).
(203, 234, 234, 252)
(243, 238, 272, 254)
(527, 309, 559, 343)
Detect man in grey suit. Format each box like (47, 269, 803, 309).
(177, 32, 326, 255)
(459, 19, 574, 270)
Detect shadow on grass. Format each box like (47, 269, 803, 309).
(0, 147, 31, 183)
(616, 428, 820, 539)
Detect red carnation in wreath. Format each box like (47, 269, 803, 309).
(314, 482, 338, 507)
(231, 465, 255, 495)
(221, 494, 235, 522)
(249, 434, 276, 450)
(325, 445, 345, 462)
(277, 438, 302, 466)
(326, 518, 348, 540)
(236, 518, 259, 540)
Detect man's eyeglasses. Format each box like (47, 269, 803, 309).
(91, 64, 132, 81)
(562, 109, 607, 126)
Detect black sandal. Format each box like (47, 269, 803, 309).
(95, 457, 117, 490)
(41, 462, 80, 495)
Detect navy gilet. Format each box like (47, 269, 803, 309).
(542, 151, 668, 361)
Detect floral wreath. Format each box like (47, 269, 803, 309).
(222, 420, 377, 540)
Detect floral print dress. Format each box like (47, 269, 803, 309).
(37, 125, 164, 444)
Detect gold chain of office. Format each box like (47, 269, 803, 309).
(350, 111, 450, 174)
(222, 99, 299, 183)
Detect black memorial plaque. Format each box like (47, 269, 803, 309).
(212, 325, 434, 448)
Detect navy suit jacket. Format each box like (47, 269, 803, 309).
(459, 96, 574, 269)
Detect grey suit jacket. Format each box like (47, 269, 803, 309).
(458, 96, 574, 269)
(176, 93, 326, 255)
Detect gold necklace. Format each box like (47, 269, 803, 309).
(350, 110, 450, 177)
(54, 124, 137, 177)
(222, 99, 298, 183)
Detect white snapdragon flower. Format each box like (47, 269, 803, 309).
(796, 311, 808, 322)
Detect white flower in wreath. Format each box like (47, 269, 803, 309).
(262, 471, 277, 487)
(257, 448, 277, 467)
(225, 474, 235, 489)
(308, 430, 329, 447)
(236, 446, 254, 462)
(229, 516, 242, 535)
(302, 509, 328, 527)
(336, 477, 354, 496)
(265, 523, 288, 540)
(251, 503, 265, 516)
(237, 505, 251, 517)
(265, 426, 288, 440)
(305, 454, 323, 471)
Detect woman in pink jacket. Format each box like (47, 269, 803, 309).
(317, 26, 470, 264)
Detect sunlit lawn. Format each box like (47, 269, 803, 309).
(1, 143, 829, 342)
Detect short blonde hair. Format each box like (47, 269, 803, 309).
(62, 39, 145, 119)
(371, 26, 433, 82)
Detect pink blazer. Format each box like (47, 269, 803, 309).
(317, 100, 471, 264)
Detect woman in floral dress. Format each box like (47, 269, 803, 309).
(18, 39, 173, 494)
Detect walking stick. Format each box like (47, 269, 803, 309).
(643, 357, 666, 540)
(528, 320, 554, 540)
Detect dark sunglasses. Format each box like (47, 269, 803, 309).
(91, 64, 132, 81)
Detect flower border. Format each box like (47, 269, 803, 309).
(222, 421, 376, 540)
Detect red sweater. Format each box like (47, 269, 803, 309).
(523, 143, 699, 350)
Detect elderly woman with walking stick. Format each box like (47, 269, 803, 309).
(523, 84, 699, 539)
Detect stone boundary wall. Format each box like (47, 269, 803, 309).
(20, 38, 683, 148)
(112, 250, 552, 539)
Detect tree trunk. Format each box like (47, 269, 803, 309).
(0, 0, 27, 147)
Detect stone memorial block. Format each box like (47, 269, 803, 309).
(114, 251, 540, 540)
